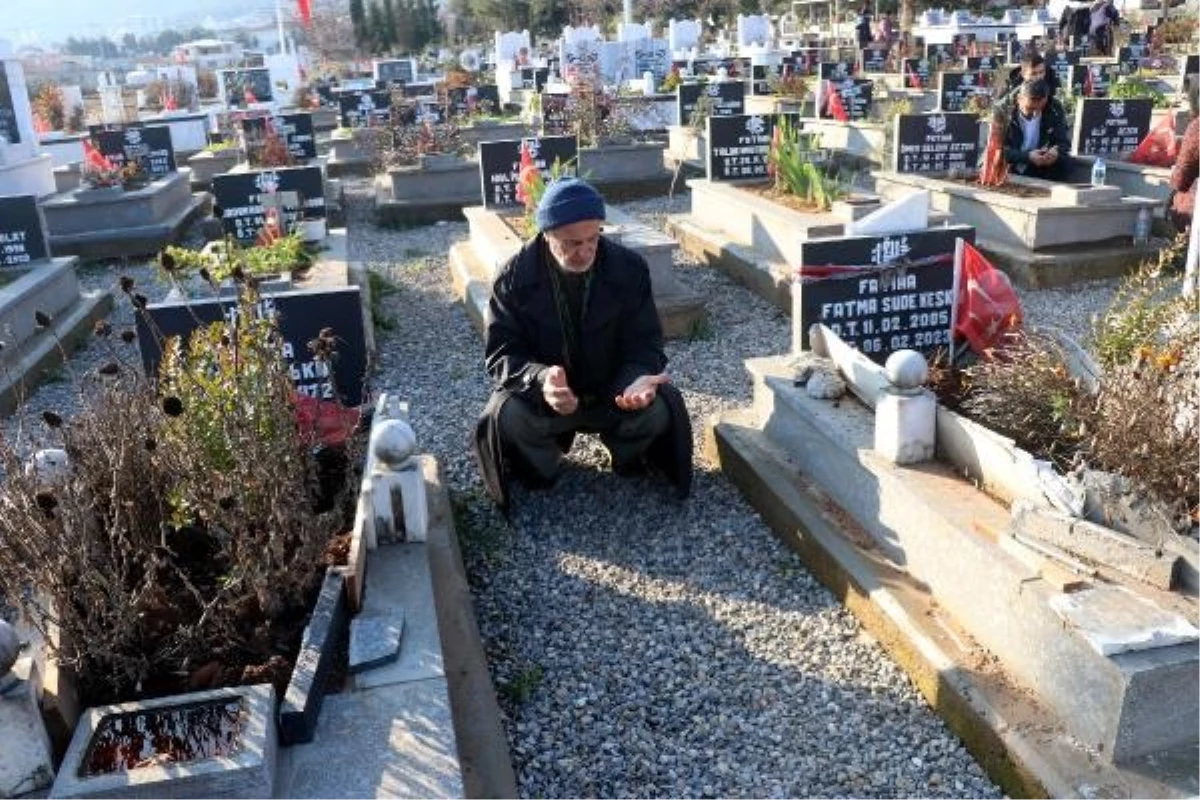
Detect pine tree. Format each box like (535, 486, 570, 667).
(366, 1, 388, 54)
(350, 0, 367, 48)
(383, 0, 399, 53)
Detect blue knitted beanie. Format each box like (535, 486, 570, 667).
(536, 177, 606, 232)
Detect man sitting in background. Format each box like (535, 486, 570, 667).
(1003, 79, 1072, 181)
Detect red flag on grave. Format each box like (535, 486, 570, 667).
(1127, 111, 1178, 167)
(297, 0, 312, 25)
(954, 240, 1023, 355)
(82, 138, 115, 172)
(825, 81, 850, 121)
(515, 140, 539, 206)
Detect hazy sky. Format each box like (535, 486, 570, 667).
(1, 0, 287, 45)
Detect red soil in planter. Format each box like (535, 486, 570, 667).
(82, 697, 245, 776)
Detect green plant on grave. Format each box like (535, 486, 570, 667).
(1108, 75, 1170, 108)
(768, 116, 844, 211)
(768, 71, 809, 103)
(1089, 234, 1192, 370)
(160, 233, 314, 283)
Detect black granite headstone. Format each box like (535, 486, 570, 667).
(1071, 97, 1154, 157)
(212, 165, 326, 243)
(1069, 63, 1116, 97)
(706, 113, 798, 181)
(474, 84, 501, 113)
(221, 68, 273, 103)
(677, 81, 745, 126)
(0, 62, 19, 145)
(0, 195, 48, 266)
(95, 125, 176, 176)
(964, 55, 1001, 71)
(1046, 50, 1081, 87)
(795, 225, 975, 361)
(540, 93, 571, 135)
(478, 135, 579, 209)
(818, 61, 855, 81)
(242, 113, 318, 161)
(136, 287, 368, 405)
(860, 48, 889, 73)
(902, 58, 933, 89)
(337, 90, 392, 128)
(375, 59, 415, 85)
(520, 67, 550, 92)
(751, 64, 780, 95)
(925, 43, 955, 67)
(937, 70, 993, 112)
(819, 78, 873, 121)
(893, 112, 980, 174)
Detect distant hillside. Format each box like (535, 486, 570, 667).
(8, 0, 283, 46)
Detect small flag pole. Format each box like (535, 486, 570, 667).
(948, 237, 964, 362)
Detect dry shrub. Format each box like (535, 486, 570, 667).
(953, 331, 1088, 471)
(0, 281, 358, 706)
(1085, 248, 1198, 509)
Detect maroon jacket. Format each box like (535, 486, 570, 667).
(1170, 117, 1198, 229)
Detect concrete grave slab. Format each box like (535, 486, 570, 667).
(0, 658, 54, 798)
(353, 544, 445, 689)
(1049, 586, 1200, 657)
(276, 679, 463, 799)
(349, 613, 406, 673)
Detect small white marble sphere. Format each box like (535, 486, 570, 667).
(885, 349, 928, 392)
(0, 619, 20, 677)
(370, 419, 417, 470)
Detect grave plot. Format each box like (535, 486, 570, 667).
(1061, 97, 1176, 210)
(0, 194, 111, 414)
(706, 211, 1197, 794)
(664, 81, 745, 174)
(669, 111, 937, 311)
(447, 135, 705, 339)
(872, 107, 1162, 287)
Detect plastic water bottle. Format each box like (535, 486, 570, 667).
(1091, 157, 1106, 187)
(1133, 207, 1152, 246)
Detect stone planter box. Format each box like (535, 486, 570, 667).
(449, 205, 706, 339)
(579, 141, 672, 200)
(1067, 155, 1174, 212)
(718, 352, 1199, 776)
(374, 158, 479, 227)
(674, 177, 881, 308)
(53, 163, 82, 194)
(324, 132, 372, 178)
(50, 684, 277, 799)
(187, 149, 241, 189)
(0, 258, 112, 414)
(872, 170, 1164, 286)
(42, 172, 209, 260)
(457, 120, 528, 150)
(799, 119, 888, 164)
(309, 107, 339, 132)
(744, 96, 813, 116)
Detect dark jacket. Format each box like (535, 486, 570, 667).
(1170, 117, 1199, 231)
(473, 233, 693, 512)
(1003, 97, 1072, 167)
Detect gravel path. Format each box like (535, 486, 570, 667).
(347, 185, 1009, 799)
(9, 183, 1125, 798)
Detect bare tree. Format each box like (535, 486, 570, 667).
(300, 0, 360, 64)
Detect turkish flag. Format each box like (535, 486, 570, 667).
(297, 0, 312, 25)
(825, 81, 850, 121)
(906, 64, 923, 89)
(292, 394, 362, 447)
(82, 138, 115, 172)
(1127, 112, 1178, 167)
(515, 140, 539, 206)
(955, 241, 1023, 355)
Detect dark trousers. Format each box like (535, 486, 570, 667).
(1018, 153, 1072, 182)
(498, 394, 671, 481)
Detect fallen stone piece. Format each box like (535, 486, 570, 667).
(1011, 504, 1180, 590)
(1048, 585, 1200, 657)
(349, 612, 406, 673)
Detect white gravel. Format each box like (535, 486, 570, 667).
(8, 180, 1126, 798)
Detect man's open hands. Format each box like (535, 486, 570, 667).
(1029, 145, 1059, 167)
(542, 365, 579, 415)
(615, 372, 670, 411)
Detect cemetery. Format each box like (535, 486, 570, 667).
(0, 1, 1197, 798)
